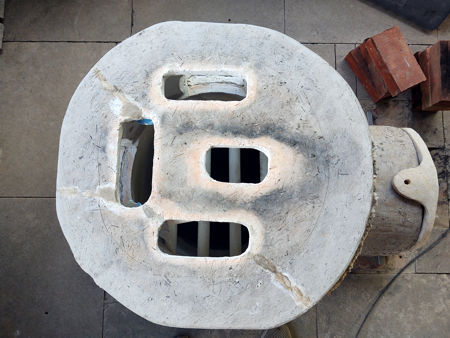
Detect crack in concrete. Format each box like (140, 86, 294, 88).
(253, 254, 311, 308)
(93, 68, 143, 119)
(57, 185, 116, 202)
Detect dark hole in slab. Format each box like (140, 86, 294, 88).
(207, 147, 268, 183)
(118, 120, 154, 207)
(158, 221, 249, 257)
(163, 74, 246, 101)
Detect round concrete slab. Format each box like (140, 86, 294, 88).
(56, 22, 373, 329)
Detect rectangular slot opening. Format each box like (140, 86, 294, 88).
(206, 147, 268, 183)
(164, 74, 246, 101)
(118, 120, 154, 207)
(158, 221, 249, 257)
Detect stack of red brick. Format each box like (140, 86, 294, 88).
(345, 26, 449, 112)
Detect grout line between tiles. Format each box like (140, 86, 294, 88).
(0, 196, 55, 198)
(2, 40, 371, 45)
(101, 291, 106, 338)
(334, 43, 337, 69)
(315, 305, 319, 338)
(2, 40, 120, 43)
(130, 0, 134, 36)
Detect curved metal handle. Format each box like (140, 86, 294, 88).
(392, 128, 439, 250)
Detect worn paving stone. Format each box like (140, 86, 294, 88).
(104, 292, 316, 337)
(359, 274, 450, 337)
(444, 112, 450, 148)
(371, 100, 445, 149)
(285, 0, 437, 44)
(358, 99, 376, 115)
(132, 0, 284, 35)
(416, 228, 450, 273)
(352, 253, 416, 274)
(409, 110, 445, 148)
(0, 42, 114, 197)
(303, 43, 335, 67)
(287, 305, 317, 338)
(356, 71, 372, 101)
(372, 99, 410, 127)
(438, 15, 450, 40)
(104, 295, 268, 338)
(317, 274, 390, 337)
(4, 0, 131, 41)
(318, 274, 450, 337)
(0, 23, 3, 49)
(336, 44, 356, 94)
(409, 44, 430, 54)
(430, 149, 449, 228)
(0, 198, 104, 337)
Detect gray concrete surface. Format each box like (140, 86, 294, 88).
(0, 0, 448, 337)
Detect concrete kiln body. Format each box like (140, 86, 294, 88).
(58, 22, 390, 329)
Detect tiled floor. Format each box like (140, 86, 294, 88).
(0, 1, 449, 337)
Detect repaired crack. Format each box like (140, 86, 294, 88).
(254, 254, 312, 308)
(93, 68, 143, 120)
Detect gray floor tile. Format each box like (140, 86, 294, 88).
(335, 44, 356, 94)
(372, 101, 445, 148)
(285, 0, 438, 44)
(132, 0, 284, 34)
(358, 99, 376, 115)
(318, 274, 450, 337)
(409, 110, 444, 148)
(358, 274, 450, 337)
(317, 274, 391, 337)
(356, 75, 371, 101)
(0, 23, 3, 49)
(0, 42, 114, 197)
(372, 99, 410, 127)
(0, 198, 104, 337)
(303, 43, 335, 67)
(437, 15, 450, 40)
(430, 149, 449, 229)
(103, 297, 273, 338)
(444, 112, 450, 149)
(351, 253, 416, 274)
(409, 44, 430, 54)
(288, 305, 317, 338)
(4, 0, 131, 41)
(416, 229, 450, 273)
(105, 291, 315, 337)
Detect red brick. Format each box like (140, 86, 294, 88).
(345, 44, 389, 102)
(415, 41, 450, 111)
(345, 26, 426, 103)
(370, 26, 425, 94)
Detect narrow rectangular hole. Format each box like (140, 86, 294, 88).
(118, 120, 154, 207)
(158, 221, 249, 257)
(164, 74, 246, 101)
(207, 147, 268, 183)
